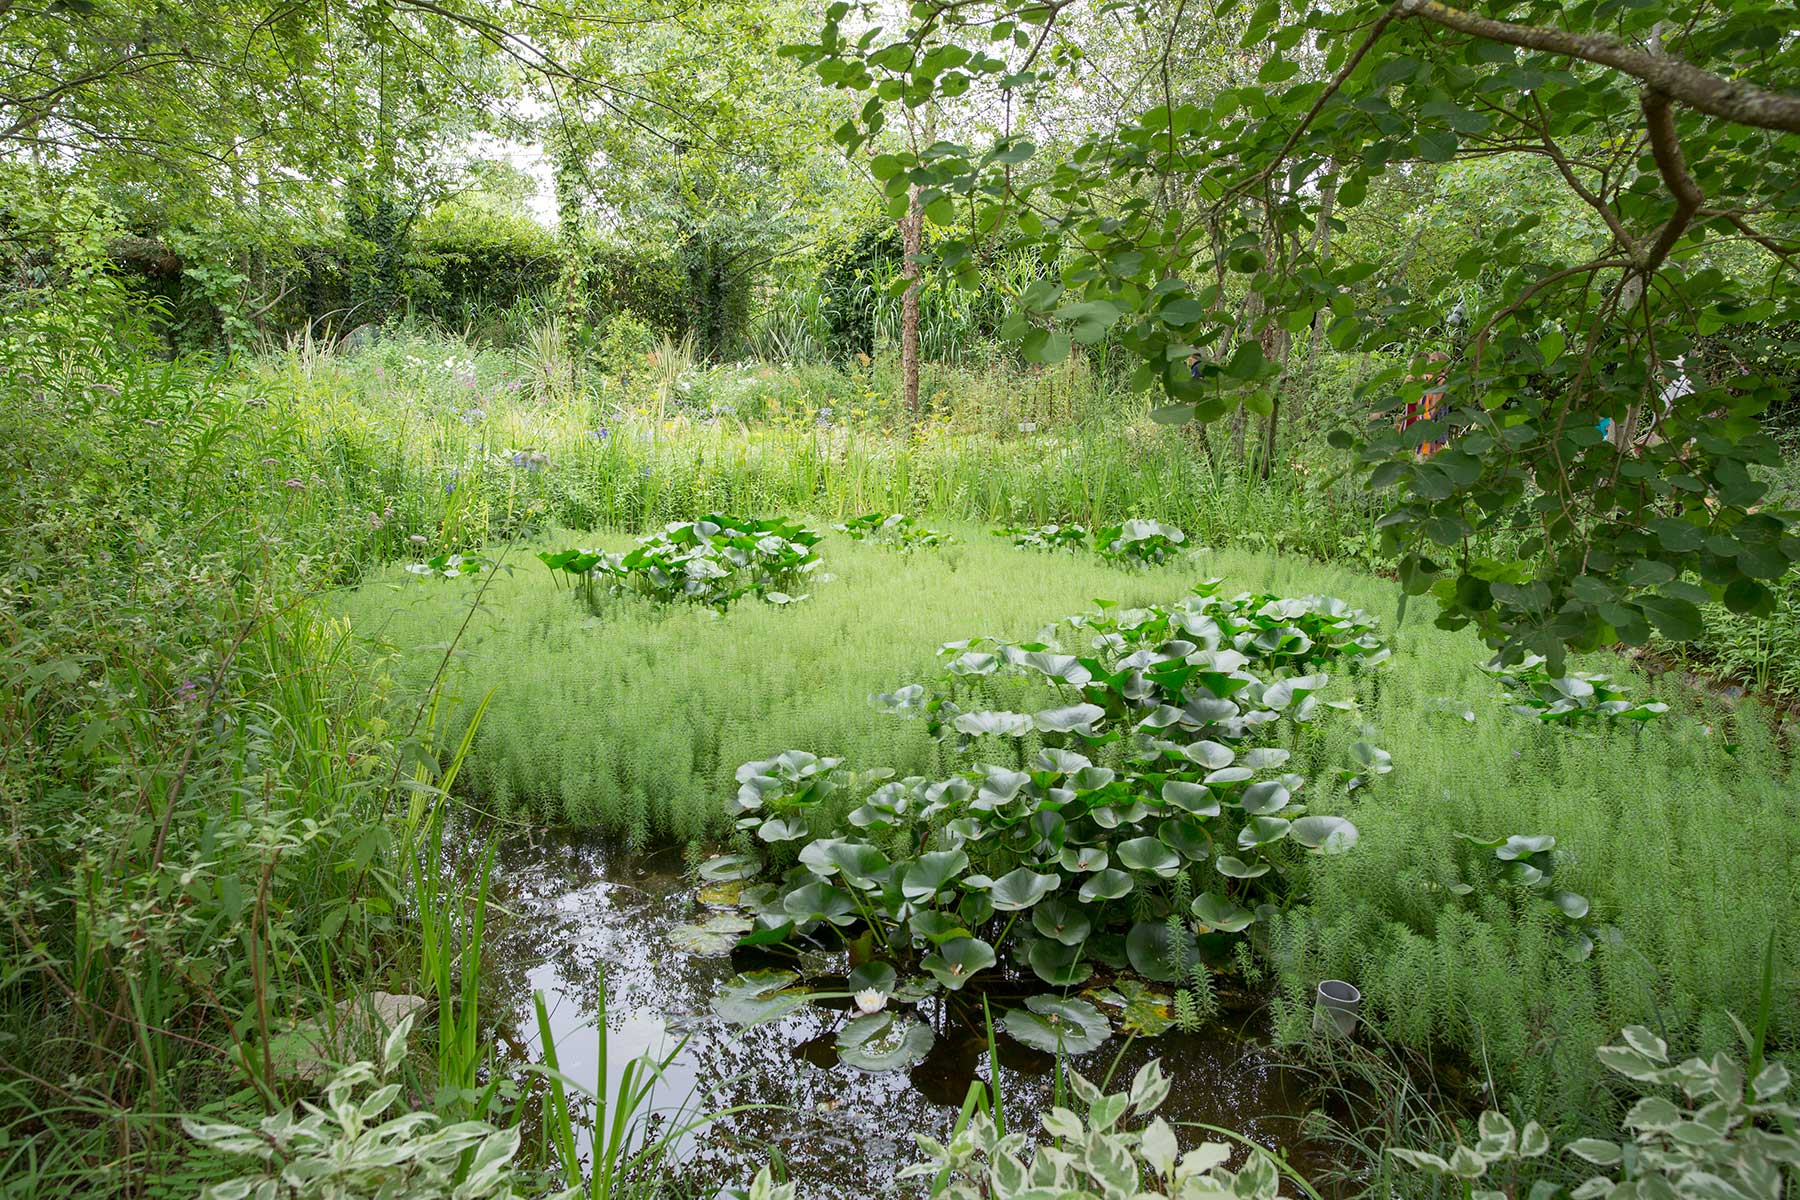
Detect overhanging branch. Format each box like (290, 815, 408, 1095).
(1393, 0, 1800, 133)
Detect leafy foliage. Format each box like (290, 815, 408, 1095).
(1449, 832, 1597, 959)
(1096, 519, 1189, 567)
(707, 581, 1389, 1051)
(835, 511, 953, 549)
(786, 0, 1800, 665)
(1391, 1024, 1799, 1199)
(540, 514, 823, 610)
(993, 523, 1090, 553)
(901, 1060, 1304, 1200)
(1481, 654, 1670, 727)
(183, 1017, 531, 1200)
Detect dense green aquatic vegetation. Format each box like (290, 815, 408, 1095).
(343, 521, 1798, 1128)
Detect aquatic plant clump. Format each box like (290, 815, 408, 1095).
(701, 583, 1393, 1061)
(1097, 518, 1188, 566)
(834, 512, 952, 550)
(993, 523, 1089, 552)
(540, 514, 822, 610)
(1480, 654, 1670, 727)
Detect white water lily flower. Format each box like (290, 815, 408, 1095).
(853, 989, 888, 1015)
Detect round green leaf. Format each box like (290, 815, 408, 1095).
(988, 866, 1061, 911)
(921, 936, 997, 990)
(1001, 995, 1110, 1054)
(837, 1012, 934, 1072)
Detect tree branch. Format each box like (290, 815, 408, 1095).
(1393, 0, 1800, 133)
(1639, 87, 1703, 275)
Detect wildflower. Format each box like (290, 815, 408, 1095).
(260, 457, 280, 468)
(1018, 421, 1038, 433)
(175, 679, 201, 705)
(463, 408, 486, 424)
(589, 427, 610, 441)
(510, 450, 550, 472)
(283, 478, 306, 491)
(444, 472, 458, 496)
(367, 511, 384, 530)
(405, 563, 432, 575)
(374, 365, 386, 379)
(853, 989, 888, 1015)
(410, 534, 428, 545)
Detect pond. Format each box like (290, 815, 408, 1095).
(481, 828, 1345, 1199)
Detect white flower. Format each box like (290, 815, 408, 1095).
(853, 989, 887, 1015)
(404, 564, 432, 575)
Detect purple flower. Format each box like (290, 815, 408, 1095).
(589, 427, 610, 441)
(175, 679, 201, 704)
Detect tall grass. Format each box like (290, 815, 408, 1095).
(532, 974, 755, 1198)
(251, 329, 1377, 577)
(0, 286, 506, 1191)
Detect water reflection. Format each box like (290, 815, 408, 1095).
(484, 829, 1336, 1198)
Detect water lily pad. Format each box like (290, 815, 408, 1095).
(1126, 921, 1198, 982)
(1027, 938, 1095, 986)
(1190, 892, 1254, 933)
(1117, 837, 1181, 876)
(1001, 995, 1110, 1054)
(1078, 869, 1135, 903)
(921, 936, 996, 990)
(1184, 741, 1236, 770)
(1161, 780, 1219, 816)
(902, 849, 969, 903)
(1031, 898, 1091, 946)
(954, 710, 1035, 737)
(1236, 816, 1292, 849)
(697, 880, 744, 907)
(712, 970, 808, 1027)
(698, 853, 762, 882)
(1061, 845, 1110, 873)
(907, 910, 972, 944)
(1213, 854, 1270, 879)
(1033, 703, 1105, 734)
(1290, 815, 1358, 854)
(782, 881, 858, 926)
(668, 912, 754, 955)
(847, 961, 897, 994)
(1239, 781, 1291, 815)
(1090, 978, 1175, 1037)
(1158, 816, 1212, 860)
(836, 1011, 933, 1072)
(988, 867, 1060, 911)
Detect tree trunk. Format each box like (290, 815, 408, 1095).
(900, 182, 924, 416)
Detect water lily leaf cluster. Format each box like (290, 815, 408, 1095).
(1095, 519, 1188, 567)
(1451, 831, 1596, 959)
(702, 582, 1390, 1053)
(403, 552, 490, 580)
(1480, 655, 1670, 728)
(992, 523, 1089, 553)
(834, 512, 951, 550)
(539, 514, 822, 611)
